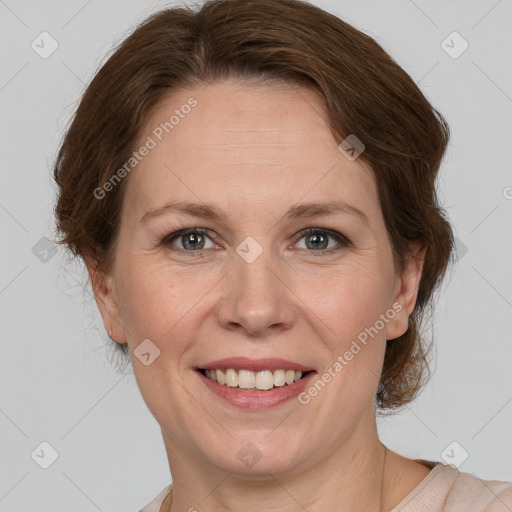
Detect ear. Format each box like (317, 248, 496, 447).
(386, 241, 426, 341)
(85, 255, 127, 344)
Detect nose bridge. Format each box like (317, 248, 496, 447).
(236, 238, 278, 297)
(216, 235, 296, 335)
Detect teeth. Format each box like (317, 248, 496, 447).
(225, 368, 238, 387)
(256, 370, 274, 390)
(274, 369, 286, 387)
(202, 368, 305, 390)
(238, 369, 255, 389)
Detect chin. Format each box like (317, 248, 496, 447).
(198, 434, 310, 477)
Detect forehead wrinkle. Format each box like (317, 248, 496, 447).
(196, 142, 298, 149)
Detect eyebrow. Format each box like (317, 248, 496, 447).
(140, 199, 369, 225)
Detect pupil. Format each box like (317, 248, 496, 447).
(184, 233, 204, 250)
(307, 233, 327, 250)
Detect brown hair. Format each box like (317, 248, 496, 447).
(53, 0, 455, 412)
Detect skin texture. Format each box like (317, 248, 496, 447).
(88, 81, 431, 511)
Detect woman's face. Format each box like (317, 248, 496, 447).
(92, 81, 423, 476)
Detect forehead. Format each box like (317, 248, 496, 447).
(125, 81, 379, 222)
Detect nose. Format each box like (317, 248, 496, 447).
(216, 247, 297, 337)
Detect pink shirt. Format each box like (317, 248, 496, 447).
(139, 461, 512, 511)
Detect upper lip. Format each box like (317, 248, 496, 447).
(197, 357, 315, 372)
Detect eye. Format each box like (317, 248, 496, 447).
(294, 228, 351, 252)
(162, 227, 352, 256)
(163, 228, 217, 252)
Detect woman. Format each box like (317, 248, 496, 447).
(52, 0, 512, 510)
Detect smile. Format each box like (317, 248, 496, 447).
(200, 368, 312, 391)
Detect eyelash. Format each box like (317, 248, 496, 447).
(161, 227, 352, 257)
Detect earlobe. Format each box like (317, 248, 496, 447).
(85, 255, 127, 344)
(386, 241, 426, 340)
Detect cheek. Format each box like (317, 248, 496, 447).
(300, 267, 391, 410)
(295, 259, 394, 344)
(115, 258, 190, 341)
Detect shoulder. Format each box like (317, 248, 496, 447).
(443, 465, 512, 511)
(391, 461, 512, 512)
(139, 484, 172, 512)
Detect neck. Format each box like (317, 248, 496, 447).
(162, 418, 389, 512)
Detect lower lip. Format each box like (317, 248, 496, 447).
(196, 370, 316, 409)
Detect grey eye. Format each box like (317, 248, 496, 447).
(165, 229, 216, 251)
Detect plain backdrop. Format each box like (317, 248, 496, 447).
(0, 0, 511, 510)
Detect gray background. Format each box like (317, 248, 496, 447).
(0, 0, 511, 510)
